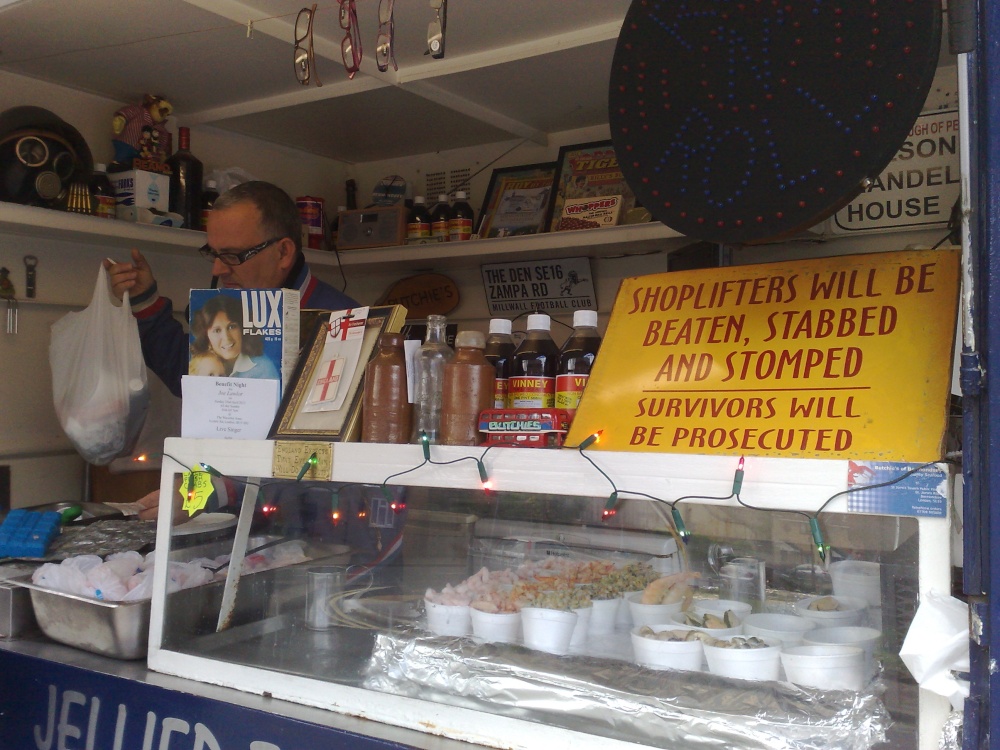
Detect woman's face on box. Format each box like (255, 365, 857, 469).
(207, 311, 242, 362)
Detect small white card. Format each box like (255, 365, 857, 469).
(181, 376, 280, 439)
(301, 307, 369, 414)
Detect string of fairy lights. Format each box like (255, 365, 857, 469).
(155, 430, 956, 567)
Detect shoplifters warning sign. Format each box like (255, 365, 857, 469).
(567, 248, 959, 460)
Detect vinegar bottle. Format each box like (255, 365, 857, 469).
(508, 313, 559, 408)
(439, 331, 495, 445)
(448, 190, 474, 241)
(430, 194, 451, 241)
(483, 318, 516, 409)
(555, 310, 602, 420)
(166, 126, 203, 229)
(407, 196, 431, 242)
(410, 314, 455, 443)
(362, 332, 412, 443)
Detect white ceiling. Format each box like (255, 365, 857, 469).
(0, 0, 634, 163)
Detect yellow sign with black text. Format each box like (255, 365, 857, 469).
(567, 248, 960, 460)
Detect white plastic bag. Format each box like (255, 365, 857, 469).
(49, 266, 149, 465)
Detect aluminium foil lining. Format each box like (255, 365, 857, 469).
(364, 630, 889, 750)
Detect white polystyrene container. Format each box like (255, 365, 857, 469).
(625, 591, 684, 628)
(742, 613, 817, 646)
(630, 625, 704, 671)
(521, 607, 577, 655)
(703, 636, 781, 681)
(780, 644, 866, 691)
(425, 600, 472, 637)
(470, 608, 520, 643)
(792, 595, 868, 627)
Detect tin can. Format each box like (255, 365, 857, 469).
(296, 196, 325, 250)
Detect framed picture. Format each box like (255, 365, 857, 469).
(269, 305, 407, 442)
(545, 140, 639, 233)
(477, 162, 557, 238)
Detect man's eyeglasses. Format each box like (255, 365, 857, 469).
(376, 0, 396, 73)
(199, 237, 285, 266)
(294, 4, 321, 87)
(426, 0, 447, 59)
(340, 0, 363, 79)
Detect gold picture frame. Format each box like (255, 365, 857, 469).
(269, 305, 407, 441)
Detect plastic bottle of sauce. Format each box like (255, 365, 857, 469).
(362, 332, 412, 443)
(430, 194, 451, 242)
(90, 163, 116, 219)
(508, 313, 559, 408)
(440, 330, 495, 445)
(555, 310, 602, 421)
(410, 314, 455, 443)
(407, 196, 431, 242)
(448, 190, 474, 241)
(483, 318, 516, 409)
(200, 179, 219, 230)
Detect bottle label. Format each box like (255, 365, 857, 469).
(555, 373, 590, 415)
(448, 217, 472, 241)
(508, 376, 554, 408)
(94, 195, 116, 219)
(493, 377, 509, 409)
(431, 218, 450, 239)
(200, 207, 212, 230)
(407, 220, 430, 240)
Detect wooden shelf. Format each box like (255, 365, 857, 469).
(305, 222, 687, 272)
(0, 202, 686, 271)
(0, 202, 204, 255)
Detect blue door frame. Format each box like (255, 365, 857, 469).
(963, 1, 999, 746)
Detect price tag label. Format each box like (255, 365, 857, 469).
(179, 470, 215, 516)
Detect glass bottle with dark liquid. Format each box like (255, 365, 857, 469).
(555, 309, 602, 422)
(483, 318, 515, 409)
(509, 313, 559, 408)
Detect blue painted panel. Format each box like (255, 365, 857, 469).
(0, 649, 417, 750)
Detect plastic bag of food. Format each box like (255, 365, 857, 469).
(49, 265, 149, 465)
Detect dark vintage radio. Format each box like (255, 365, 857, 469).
(336, 206, 407, 250)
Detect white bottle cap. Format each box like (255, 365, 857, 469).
(337, 205, 347, 212)
(526, 313, 551, 331)
(205, 179, 218, 189)
(489, 318, 512, 335)
(455, 190, 468, 200)
(574, 310, 598, 328)
(437, 194, 449, 203)
(94, 163, 107, 173)
(455, 330, 486, 349)
(414, 195, 426, 204)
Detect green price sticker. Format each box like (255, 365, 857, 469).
(179, 470, 215, 516)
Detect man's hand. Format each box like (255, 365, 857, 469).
(134, 488, 186, 525)
(104, 248, 156, 303)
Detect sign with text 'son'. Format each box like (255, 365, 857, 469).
(832, 109, 960, 234)
(481, 256, 596, 316)
(567, 248, 960, 460)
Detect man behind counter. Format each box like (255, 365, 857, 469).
(105, 180, 358, 399)
(104, 180, 359, 522)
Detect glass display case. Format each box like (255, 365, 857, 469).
(147, 438, 953, 750)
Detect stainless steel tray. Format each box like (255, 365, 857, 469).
(15, 577, 151, 659)
(13, 539, 352, 659)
